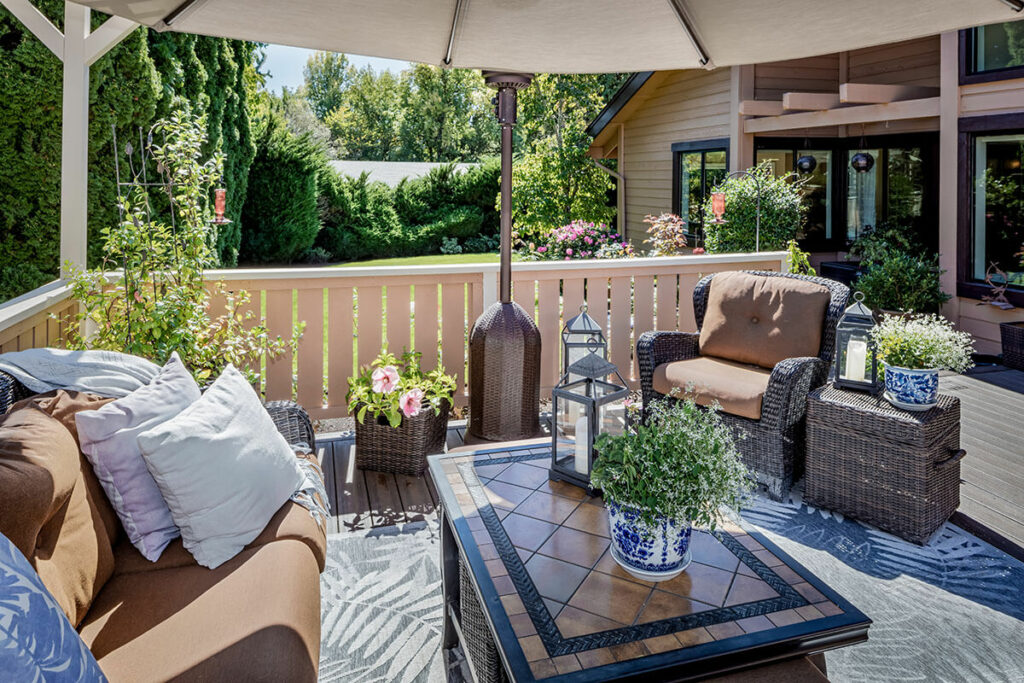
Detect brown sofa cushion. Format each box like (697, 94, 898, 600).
(653, 357, 772, 420)
(0, 398, 116, 627)
(698, 272, 830, 369)
(79, 539, 321, 683)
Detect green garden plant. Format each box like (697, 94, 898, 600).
(871, 313, 974, 372)
(855, 251, 950, 313)
(65, 112, 301, 384)
(347, 349, 456, 427)
(786, 240, 816, 276)
(701, 164, 803, 253)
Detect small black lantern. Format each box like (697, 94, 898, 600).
(796, 154, 817, 174)
(834, 292, 880, 392)
(561, 305, 607, 377)
(850, 151, 875, 173)
(550, 350, 629, 489)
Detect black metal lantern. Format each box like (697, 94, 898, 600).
(850, 151, 875, 173)
(561, 305, 607, 377)
(796, 154, 817, 174)
(834, 292, 880, 392)
(550, 350, 629, 489)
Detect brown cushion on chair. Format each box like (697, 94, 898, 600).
(698, 271, 830, 369)
(653, 357, 772, 420)
(0, 401, 116, 627)
(79, 539, 321, 683)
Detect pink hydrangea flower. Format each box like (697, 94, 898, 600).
(537, 246, 547, 253)
(566, 248, 573, 256)
(372, 365, 400, 393)
(693, 247, 706, 255)
(400, 388, 424, 417)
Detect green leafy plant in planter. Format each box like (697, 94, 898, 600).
(347, 350, 456, 427)
(701, 163, 804, 254)
(848, 221, 923, 266)
(855, 252, 950, 314)
(871, 314, 974, 411)
(64, 111, 302, 385)
(590, 396, 750, 581)
(786, 240, 816, 276)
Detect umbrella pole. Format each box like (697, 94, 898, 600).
(499, 118, 513, 302)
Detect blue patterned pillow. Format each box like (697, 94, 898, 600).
(0, 532, 106, 682)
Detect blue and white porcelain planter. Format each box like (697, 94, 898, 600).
(883, 364, 939, 412)
(606, 500, 692, 582)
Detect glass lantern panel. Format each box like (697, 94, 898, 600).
(555, 396, 591, 475)
(837, 329, 872, 383)
(559, 378, 624, 400)
(598, 397, 628, 439)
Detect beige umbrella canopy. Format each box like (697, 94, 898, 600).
(76, 0, 1021, 73)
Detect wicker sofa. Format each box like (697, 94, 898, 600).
(638, 270, 850, 500)
(0, 370, 325, 682)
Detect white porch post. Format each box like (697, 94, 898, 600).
(0, 0, 137, 277)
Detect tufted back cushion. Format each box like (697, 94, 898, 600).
(0, 391, 117, 627)
(698, 271, 831, 369)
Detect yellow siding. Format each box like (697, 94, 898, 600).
(621, 69, 732, 243)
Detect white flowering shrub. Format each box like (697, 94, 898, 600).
(871, 313, 974, 372)
(590, 397, 750, 531)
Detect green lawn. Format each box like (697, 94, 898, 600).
(335, 252, 502, 268)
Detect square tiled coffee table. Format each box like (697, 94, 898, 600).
(429, 444, 871, 682)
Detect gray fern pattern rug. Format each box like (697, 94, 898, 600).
(319, 522, 445, 683)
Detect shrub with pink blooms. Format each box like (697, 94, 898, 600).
(347, 349, 456, 427)
(531, 220, 634, 261)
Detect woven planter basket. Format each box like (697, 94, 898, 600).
(353, 400, 450, 475)
(1000, 321, 1024, 372)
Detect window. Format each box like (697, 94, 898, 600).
(971, 133, 1024, 289)
(671, 139, 729, 244)
(968, 22, 1024, 75)
(756, 148, 833, 245)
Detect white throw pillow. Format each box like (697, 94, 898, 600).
(75, 352, 199, 561)
(137, 364, 305, 569)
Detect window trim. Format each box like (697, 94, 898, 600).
(957, 113, 1024, 306)
(670, 138, 730, 243)
(959, 27, 1024, 86)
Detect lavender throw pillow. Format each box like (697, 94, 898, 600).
(75, 353, 200, 561)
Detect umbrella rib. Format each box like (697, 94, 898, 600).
(443, 0, 467, 65)
(666, 0, 710, 67)
(998, 0, 1023, 11)
(161, 0, 209, 27)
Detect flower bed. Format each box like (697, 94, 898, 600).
(525, 220, 633, 260)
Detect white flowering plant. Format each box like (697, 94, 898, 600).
(347, 350, 456, 427)
(590, 397, 750, 531)
(871, 313, 974, 373)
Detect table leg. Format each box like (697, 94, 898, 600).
(441, 505, 460, 651)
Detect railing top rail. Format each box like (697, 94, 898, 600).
(206, 251, 788, 281)
(0, 280, 73, 330)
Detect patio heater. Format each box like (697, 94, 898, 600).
(468, 72, 541, 441)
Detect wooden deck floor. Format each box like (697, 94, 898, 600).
(316, 369, 1024, 558)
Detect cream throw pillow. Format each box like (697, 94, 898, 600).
(137, 364, 305, 569)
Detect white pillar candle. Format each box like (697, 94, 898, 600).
(574, 415, 589, 474)
(845, 339, 867, 382)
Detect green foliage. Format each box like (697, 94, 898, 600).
(303, 52, 349, 120)
(590, 398, 750, 531)
(702, 163, 803, 253)
(398, 65, 497, 162)
(786, 240, 816, 276)
(64, 112, 299, 383)
(347, 349, 456, 427)
(871, 313, 974, 373)
(324, 66, 403, 160)
(848, 221, 923, 266)
(317, 171, 403, 260)
(644, 213, 689, 255)
(239, 114, 325, 264)
(855, 251, 950, 313)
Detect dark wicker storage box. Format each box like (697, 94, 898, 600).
(353, 401, 449, 475)
(805, 385, 963, 544)
(1000, 321, 1024, 372)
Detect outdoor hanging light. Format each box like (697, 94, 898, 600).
(796, 138, 817, 174)
(833, 292, 880, 393)
(851, 126, 874, 173)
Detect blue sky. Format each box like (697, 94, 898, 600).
(262, 44, 409, 94)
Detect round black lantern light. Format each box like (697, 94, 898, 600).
(796, 154, 817, 174)
(833, 292, 880, 393)
(851, 151, 875, 173)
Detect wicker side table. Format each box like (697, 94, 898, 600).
(805, 384, 965, 545)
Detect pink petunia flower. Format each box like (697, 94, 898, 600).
(400, 388, 424, 417)
(692, 247, 706, 254)
(372, 365, 400, 393)
(537, 246, 547, 253)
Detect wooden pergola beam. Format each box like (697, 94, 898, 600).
(782, 92, 842, 111)
(738, 100, 784, 116)
(743, 97, 940, 133)
(839, 82, 941, 104)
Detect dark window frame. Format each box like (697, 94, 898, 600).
(670, 138, 730, 244)
(959, 26, 1024, 85)
(957, 113, 1024, 306)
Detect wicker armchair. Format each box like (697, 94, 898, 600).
(0, 370, 316, 451)
(637, 271, 849, 500)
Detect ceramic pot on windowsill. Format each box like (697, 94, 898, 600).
(882, 364, 939, 412)
(606, 500, 692, 582)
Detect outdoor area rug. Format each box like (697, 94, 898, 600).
(317, 497, 1024, 683)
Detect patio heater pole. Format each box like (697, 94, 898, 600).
(467, 72, 541, 442)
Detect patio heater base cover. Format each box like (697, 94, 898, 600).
(469, 301, 541, 441)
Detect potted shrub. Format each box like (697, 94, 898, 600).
(871, 314, 974, 412)
(590, 398, 750, 582)
(347, 350, 456, 475)
(855, 251, 950, 315)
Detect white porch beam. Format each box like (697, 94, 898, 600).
(782, 92, 842, 111)
(744, 97, 940, 134)
(84, 15, 138, 66)
(60, 1, 90, 276)
(0, 0, 63, 59)
(738, 100, 783, 117)
(839, 83, 941, 104)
